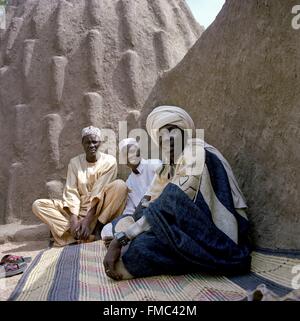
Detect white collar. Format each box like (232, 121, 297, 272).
(135, 159, 145, 175)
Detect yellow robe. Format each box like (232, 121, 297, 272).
(32, 152, 128, 246)
(62, 152, 118, 216)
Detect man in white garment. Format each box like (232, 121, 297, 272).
(32, 126, 129, 247)
(101, 138, 161, 243)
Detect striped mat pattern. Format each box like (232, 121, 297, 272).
(9, 241, 300, 301)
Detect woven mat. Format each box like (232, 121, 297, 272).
(9, 241, 300, 301)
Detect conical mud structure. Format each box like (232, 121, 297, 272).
(0, 0, 202, 226)
(142, 0, 300, 249)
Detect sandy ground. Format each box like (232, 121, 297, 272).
(0, 240, 48, 301)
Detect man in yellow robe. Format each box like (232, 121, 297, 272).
(32, 126, 128, 247)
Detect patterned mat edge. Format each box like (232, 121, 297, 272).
(255, 247, 300, 258)
(228, 272, 293, 297)
(8, 249, 46, 301)
(7, 244, 300, 301)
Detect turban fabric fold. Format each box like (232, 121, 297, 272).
(146, 106, 195, 145)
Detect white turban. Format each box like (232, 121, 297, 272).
(81, 126, 102, 140)
(119, 138, 139, 155)
(146, 106, 195, 145)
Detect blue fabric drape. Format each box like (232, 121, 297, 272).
(122, 150, 252, 278)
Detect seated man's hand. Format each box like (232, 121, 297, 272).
(76, 205, 97, 241)
(103, 239, 122, 280)
(77, 217, 92, 241)
(70, 215, 80, 240)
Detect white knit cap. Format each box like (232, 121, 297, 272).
(81, 126, 102, 139)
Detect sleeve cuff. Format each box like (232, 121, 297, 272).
(63, 203, 80, 216)
(125, 216, 151, 240)
(90, 195, 102, 207)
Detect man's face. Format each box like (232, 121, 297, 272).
(82, 134, 101, 160)
(127, 144, 141, 167)
(159, 125, 184, 164)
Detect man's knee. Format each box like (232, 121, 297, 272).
(32, 199, 47, 217)
(32, 199, 41, 214)
(110, 179, 128, 195)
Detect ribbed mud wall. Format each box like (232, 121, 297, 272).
(0, 0, 202, 224)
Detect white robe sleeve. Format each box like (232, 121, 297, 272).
(122, 176, 136, 215)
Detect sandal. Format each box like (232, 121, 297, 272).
(0, 262, 28, 278)
(0, 254, 32, 265)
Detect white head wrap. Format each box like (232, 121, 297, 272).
(119, 138, 139, 155)
(146, 106, 195, 145)
(81, 126, 102, 140)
